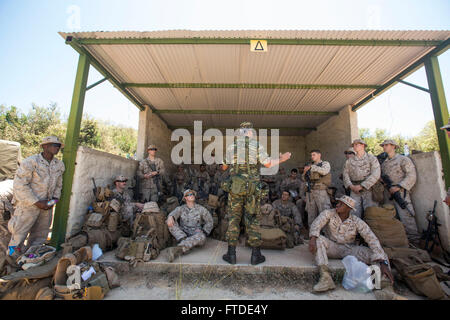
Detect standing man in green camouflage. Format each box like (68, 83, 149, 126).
(221, 122, 291, 265)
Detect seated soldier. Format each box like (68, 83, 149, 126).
(165, 189, 213, 262)
(280, 168, 306, 219)
(193, 164, 210, 200)
(111, 175, 144, 226)
(272, 190, 303, 243)
(308, 195, 393, 293)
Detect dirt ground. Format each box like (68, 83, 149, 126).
(103, 267, 425, 300)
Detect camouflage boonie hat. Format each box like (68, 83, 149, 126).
(379, 139, 399, 148)
(147, 144, 157, 150)
(351, 139, 367, 147)
(440, 118, 450, 130)
(40, 136, 64, 148)
(114, 175, 128, 183)
(336, 195, 356, 211)
(344, 147, 355, 154)
(183, 189, 197, 198)
(240, 122, 253, 128)
(142, 201, 160, 213)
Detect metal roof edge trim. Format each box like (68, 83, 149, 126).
(352, 37, 450, 111)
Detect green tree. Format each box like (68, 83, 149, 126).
(79, 117, 101, 148)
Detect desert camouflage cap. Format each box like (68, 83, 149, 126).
(240, 121, 253, 128)
(114, 175, 128, 183)
(351, 139, 367, 147)
(440, 118, 450, 130)
(336, 195, 356, 211)
(379, 139, 399, 148)
(40, 136, 64, 148)
(142, 201, 160, 213)
(147, 144, 157, 150)
(344, 147, 355, 154)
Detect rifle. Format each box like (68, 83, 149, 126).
(421, 200, 450, 265)
(133, 174, 141, 201)
(304, 161, 324, 193)
(91, 178, 97, 198)
(148, 161, 161, 197)
(376, 152, 388, 166)
(381, 174, 415, 216)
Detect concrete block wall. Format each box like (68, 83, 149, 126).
(305, 105, 358, 189)
(410, 151, 450, 251)
(66, 146, 138, 238)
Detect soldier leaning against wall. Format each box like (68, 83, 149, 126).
(8, 136, 65, 260)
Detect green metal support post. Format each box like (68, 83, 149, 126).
(50, 53, 90, 248)
(424, 55, 450, 189)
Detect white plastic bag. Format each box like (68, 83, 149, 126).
(342, 255, 373, 293)
(92, 243, 103, 261)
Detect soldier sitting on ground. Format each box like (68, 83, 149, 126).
(308, 195, 393, 293)
(111, 175, 144, 227)
(165, 189, 214, 262)
(272, 190, 304, 244)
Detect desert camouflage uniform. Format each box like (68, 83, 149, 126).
(280, 176, 306, 222)
(173, 172, 190, 202)
(272, 199, 303, 228)
(138, 157, 165, 202)
(310, 209, 388, 266)
(8, 153, 65, 248)
(381, 154, 421, 243)
(193, 170, 210, 198)
(0, 180, 14, 272)
(304, 161, 332, 227)
(225, 136, 271, 247)
(167, 204, 213, 253)
(214, 168, 230, 198)
(275, 170, 288, 197)
(343, 152, 380, 218)
(207, 163, 220, 179)
(112, 187, 135, 226)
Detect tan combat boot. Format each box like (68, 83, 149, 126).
(313, 265, 336, 293)
(167, 246, 185, 263)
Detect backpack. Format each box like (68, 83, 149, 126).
(254, 205, 286, 250)
(391, 256, 446, 300)
(364, 205, 409, 248)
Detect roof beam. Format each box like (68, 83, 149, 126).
(352, 37, 450, 111)
(75, 37, 443, 47)
(65, 37, 146, 112)
(124, 83, 379, 90)
(154, 109, 337, 116)
(168, 126, 317, 131)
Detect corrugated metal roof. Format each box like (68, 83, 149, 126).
(59, 30, 450, 134)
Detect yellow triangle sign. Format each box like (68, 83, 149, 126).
(250, 40, 268, 52)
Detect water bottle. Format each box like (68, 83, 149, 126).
(47, 199, 58, 206)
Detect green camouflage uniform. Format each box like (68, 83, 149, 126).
(225, 134, 271, 247)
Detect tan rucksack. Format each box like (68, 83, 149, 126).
(132, 211, 171, 251)
(364, 205, 409, 248)
(391, 256, 446, 300)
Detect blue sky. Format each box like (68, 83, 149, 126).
(0, 0, 448, 137)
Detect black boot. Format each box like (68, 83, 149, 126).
(251, 247, 265, 265)
(222, 245, 236, 264)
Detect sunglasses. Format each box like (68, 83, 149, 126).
(117, 180, 127, 183)
(50, 143, 61, 148)
(148, 148, 157, 151)
(185, 193, 195, 197)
